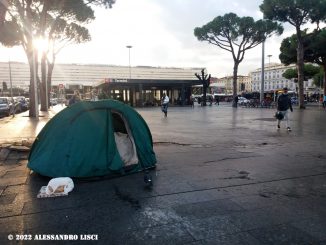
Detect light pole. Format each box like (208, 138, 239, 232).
(260, 40, 265, 103)
(267, 54, 272, 66)
(8, 57, 12, 100)
(126, 45, 132, 81)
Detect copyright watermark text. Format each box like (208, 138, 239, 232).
(8, 234, 99, 241)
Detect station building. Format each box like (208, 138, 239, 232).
(0, 62, 204, 106)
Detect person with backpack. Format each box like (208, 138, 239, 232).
(277, 87, 293, 131)
(161, 93, 169, 117)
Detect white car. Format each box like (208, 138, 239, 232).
(238, 97, 249, 105)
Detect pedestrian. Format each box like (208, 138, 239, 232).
(10, 98, 16, 117)
(215, 95, 219, 106)
(161, 93, 169, 117)
(234, 95, 239, 107)
(323, 94, 326, 109)
(276, 87, 293, 131)
(69, 90, 81, 106)
(190, 95, 194, 108)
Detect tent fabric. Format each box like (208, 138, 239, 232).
(28, 100, 156, 177)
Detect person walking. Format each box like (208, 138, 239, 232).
(190, 95, 194, 108)
(215, 95, 219, 106)
(323, 94, 326, 109)
(161, 93, 169, 117)
(234, 95, 239, 107)
(277, 87, 293, 131)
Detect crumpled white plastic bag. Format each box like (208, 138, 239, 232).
(45, 177, 74, 195)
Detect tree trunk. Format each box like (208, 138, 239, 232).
(232, 62, 239, 107)
(202, 83, 207, 106)
(40, 52, 48, 111)
(296, 28, 305, 109)
(27, 51, 39, 117)
(47, 61, 55, 104)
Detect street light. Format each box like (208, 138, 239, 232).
(8, 57, 12, 100)
(126, 45, 132, 82)
(260, 40, 265, 103)
(267, 54, 272, 66)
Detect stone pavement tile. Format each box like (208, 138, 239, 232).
(248, 223, 319, 245)
(0, 216, 25, 234)
(0, 203, 24, 218)
(108, 222, 194, 245)
(2, 159, 19, 165)
(21, 187, 132, 215)
(177, 189, 235, 204)
(24, 218, 191, 245)
(0, 176, 27, 187)
(0, 148, 10, 161)
(277, 196, 325, 219)
(2, 169, 29, 178)
(189, 232, 261, 245)
(182, 215, 241, 240)
(173, 198, 244, 219)
(290, 216, 326, 241)
(6, 152, 22, 160)
(228, 205, 301, 231)
(0, 194, 17, 205)
(18, 204, 136, 235)
(152, 181, 195, 196)
(130, 207, 182, 229)
(2, 184, 35, 196)
(0, 162, 28, 173)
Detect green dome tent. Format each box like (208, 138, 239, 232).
(28, 100, 156, 177)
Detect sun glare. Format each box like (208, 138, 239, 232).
(33, 38, 49, 54)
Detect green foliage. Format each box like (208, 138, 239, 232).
(194, 13, 283, 61)
(279, 29, 326, 66)
(260, 0, 326, 27)
(0, 20, 21, 47)
(279, 31, 314, 65)
(308, 28, 326, 66)
(194, 12, 282, 99)
(283, 64, 321, 81)
(282, 68, 297, 80)
(313, 70, 324, 87)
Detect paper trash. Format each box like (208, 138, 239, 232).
(37, 177, 74, 198)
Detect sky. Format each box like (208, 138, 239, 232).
(0, 0, 319, 78)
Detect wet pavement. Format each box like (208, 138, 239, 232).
(0, 103, 326, 244)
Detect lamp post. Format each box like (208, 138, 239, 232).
(126, 45, 132, 82)
(267, 54, 272, 66)
(8, 57, 12, 100)
(260, 41, 265, 103)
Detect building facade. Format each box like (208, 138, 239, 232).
(212, 75, 251, 95)
(250, 63, 315, 93)
(0, 62, 203, 106)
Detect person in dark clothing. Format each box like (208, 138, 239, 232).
(277, 87, 293, 131)
(215, 95, 219, 105)
(234, 95, 239, 107)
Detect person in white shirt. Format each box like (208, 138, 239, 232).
(161, 93, 169, 117)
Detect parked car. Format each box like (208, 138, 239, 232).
(50, 98, 58, 106)
(238, 96, 249, 105)
(0, 97, 13, 117)
(291, 97, 298, 105)
(15, 96, 29, 111)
